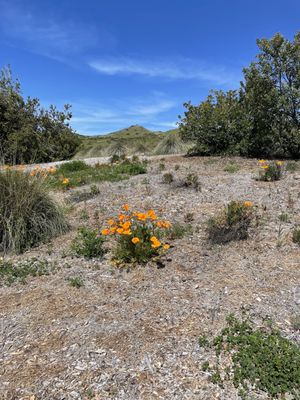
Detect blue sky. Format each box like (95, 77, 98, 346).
(0, 0, 299, 135)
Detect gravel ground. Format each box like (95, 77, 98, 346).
(0, 156, 300, 400)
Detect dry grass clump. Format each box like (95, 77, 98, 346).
(207, 201, 254, 244)
(0, 171, 69, 254)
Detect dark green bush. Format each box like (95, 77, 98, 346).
(0, 171, 69, 253)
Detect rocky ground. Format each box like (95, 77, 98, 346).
(1, 156, 300, 400)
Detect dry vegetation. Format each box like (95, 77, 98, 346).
(1, 156, 300, 399)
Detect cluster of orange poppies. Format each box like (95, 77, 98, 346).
(101, 204, 171, 250)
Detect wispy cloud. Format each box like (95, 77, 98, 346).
(69, 94, 177, 135)
(89, 56, 240, 86)
(0, 1, 116, 60)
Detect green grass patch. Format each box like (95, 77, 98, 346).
(224, 162, 240, 173)
(202, 315, 300, 399)
(71, 227, 105, 259)
(47, 159, 147, 190)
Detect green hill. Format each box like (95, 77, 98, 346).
(75, 125, 183, 158)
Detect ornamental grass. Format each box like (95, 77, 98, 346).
(0, 170, 69, 254)
(101, 204, 171, 263)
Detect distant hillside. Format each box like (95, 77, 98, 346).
(75, 125, 185, 158)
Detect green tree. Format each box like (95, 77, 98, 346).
(0, 66, 80, 164)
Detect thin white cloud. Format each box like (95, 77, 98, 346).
(89, 57, 240, 86)
(69, 95, 177, 135)
(0, 1, 116, 60)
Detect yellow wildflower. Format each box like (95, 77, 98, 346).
(163, 244, 170, 250)
(62, 178, 70, 185)
(276, 161, 284, 166)
(258, 159, 266, 164)
(262, 165, 269, 169)
(132, 237, 140, 244)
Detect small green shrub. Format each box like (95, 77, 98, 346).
(205, 315, 300, 399)
(166, 222, 192, 240)
(69, 276, 84, 288)
(278, 213, 290, 223)
(224, 162, 240, 173)
(258, 160, 284, 181)
(292, 226, 300, 245)
(71, 227, 105, 258)
(0, 257, 53, 285)
(158, 163, 166, 171)
(90, 184, 100, 195)
(180, 173, 200, 191)
(174, 164, 180, 171)
(57, 160, 90, 173)
(207, 201, 254, 244)
(0, 171, 69, 253)
(162, 172, 174, 184)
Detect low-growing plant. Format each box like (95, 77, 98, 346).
(162, 172, 174, 184)
(90, 184, 100, 195)
(101, 204, 171, 264)
(174, 164, 180, 171)
(292, 226, 300, 245)
(158, 163, 166, 171)
(207, 201, 254, 244)
(57, 160, 90, 173)
(167, 222, 192, 240)
(71, 227, 105, 258)
(0, 171, 69, 253)
(204, 315, 300, 399)
(184, 212, 194, 223)
(224, 162, 240, 173)
(69, 276, 84, 288)
(286, 161, 299, 172)
(257, 159, 284, 181)
(179, 173, 201, 191)
(0, 257, 54, 285)
(278, 212, 290, 223)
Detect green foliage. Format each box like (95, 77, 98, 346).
(207, 201, 253, 244)
(278, 213, 290, 223)
(180, 173, 200, 191)
(224, 162, 240, 173)
(57, 160, 90, 173)
(0, 257, 54, 285)
(206, 315, 300, 399)
(47, 159, 147, 190)
(258, 161, 284, 181)
(292, 226, 300, 245)
(0, 171, 69, 253)
(179, 32, 300, 158)
(162, 172, 174, 184)
(71, 227, 105, 259)
(166, 222, 192, 240)
(69, 276, 84, 288)
(0, 66, 80, 164)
